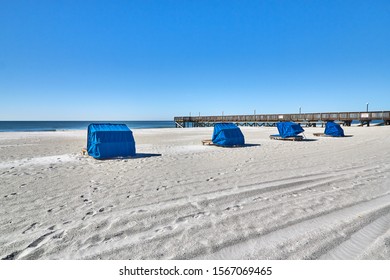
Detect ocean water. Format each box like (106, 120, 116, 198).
(0, 121, 175, 132)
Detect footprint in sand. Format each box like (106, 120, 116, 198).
(95, 220, 109, 230)
(98, 205, 114, 213)
(103, 231, 124, 243)
(89, 180, 100, 191)
(155, 225, 175, 233)
(22, 223, 39, 234)
(193, 211, 208, 219)
(82, 211, 96, 220)
(126, 193, 143, 199)
(80, 195, 93, 205)
(140, 225, 176, 241)
(224, 205, 243, 211)
(156, 185, 168, 191)
(176, 211, 208, 223)
(47, 205, 66, 214)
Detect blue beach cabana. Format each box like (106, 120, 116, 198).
(211, 123, 245, 147)
(324, 121, 345, 137)
(270, 122, 304, 140)
(87, 123, 136, 159)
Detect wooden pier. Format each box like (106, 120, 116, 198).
(174, 111, 390, 128)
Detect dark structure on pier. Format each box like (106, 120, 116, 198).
(174, 111, 390, 128)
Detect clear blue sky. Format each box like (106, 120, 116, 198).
(1, 0, 389, 120)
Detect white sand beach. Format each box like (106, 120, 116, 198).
(1, 126, 390, 260)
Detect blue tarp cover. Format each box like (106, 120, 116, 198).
(276, 122, 304, 138)
(324, 121, 344, 137)
(212, 123, 245, 146)
(87, 123, 136, 159)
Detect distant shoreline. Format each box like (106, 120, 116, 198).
(0, 120, 176, 132)
(0, 120, 387, 133)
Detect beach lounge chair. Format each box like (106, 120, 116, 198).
(313, 121, 345, 137)
(87, 123, 136, 159)
(269, 134, 304, 141)
(202, 123, 245, 147)
(270, 122, 305, 141)
(201, 139, 214, 145)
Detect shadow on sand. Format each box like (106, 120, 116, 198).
(215, 143, 261, 148)
(242, 143, 261, 147)
(132, 153, 162, 158)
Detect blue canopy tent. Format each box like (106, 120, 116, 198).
(212, 123, 245, 147)
(276, 122, 305, 138)
(324, 121, 345, 137)
(87, 123, 136, 159)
